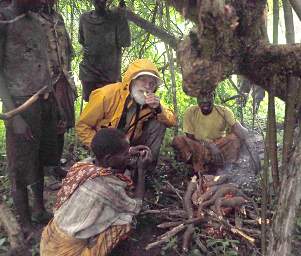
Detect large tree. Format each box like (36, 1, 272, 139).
(123, 1, 301, 255)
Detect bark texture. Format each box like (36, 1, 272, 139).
(289, 0, 301, 21)
(167, 0, 301, 100)
(267, 130, 301, 255)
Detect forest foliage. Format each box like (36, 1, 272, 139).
(0, 0, 296, 154)
(0, 0, 301, 255)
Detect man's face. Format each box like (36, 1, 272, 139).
(197, 91, 215, 115)
(107, 143, 131, 170)
(130, 75, 158, 105)
(92, 0, 107, 10)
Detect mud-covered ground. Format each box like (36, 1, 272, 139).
(1, 133, 301, 255)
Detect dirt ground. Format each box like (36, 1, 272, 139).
(4, 135, 301, 256)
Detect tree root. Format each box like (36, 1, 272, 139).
(0, 203, 30, 255)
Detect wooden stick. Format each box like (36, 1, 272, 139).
(157, 216, 204, 229)
(207, 210, 256, 244)
(182, 176, 197, 252)
(145, 223, 186, 250)
(141, 208, 186, 217)
(0, 86, 48, 120)
(195, 236, 209, 253)
(230, 227, 256, 244)
(165, 180, 183, 201)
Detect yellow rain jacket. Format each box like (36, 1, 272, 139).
(76, 59, 177, 147)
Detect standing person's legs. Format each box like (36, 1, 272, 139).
(5, 98, 42, 232)
(52, 76, 76, 179)
(32, 95, 60, 222)
(50, 133, 67, 180)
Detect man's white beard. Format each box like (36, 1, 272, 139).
(131, 86, 145, 105)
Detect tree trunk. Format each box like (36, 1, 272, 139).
(273, 0, 279, 44)
(283, 0, 295, 43)
(268, 0, 280, 192)
(267, 129, 301, 255)
(268, 1, 300, 255)
(165, 4, 179, 135)
(282, 0, 298, 177)
(289, 0, 301, 21)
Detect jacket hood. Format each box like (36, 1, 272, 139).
(122, 59, 161, 86)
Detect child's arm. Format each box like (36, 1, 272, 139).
(134, 146, 152, 200)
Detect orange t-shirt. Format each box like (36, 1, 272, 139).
(183, 105, 236, 142)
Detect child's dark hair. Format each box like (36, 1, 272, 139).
(91, 128, 128, 160)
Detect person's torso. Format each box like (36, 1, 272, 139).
(79, 11, 121, 82)
(54, 163, 136, 239)
(88, 84, 153, 142)
(36, 11, 74, 88)
(1, 9, 51, 96)
(190, 105, 229, 142)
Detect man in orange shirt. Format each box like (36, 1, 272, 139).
(172, 90, 258, 173)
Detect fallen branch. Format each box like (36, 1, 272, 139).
(157, 216, 204, 229)
(208, 210, 256, 245)
(164, 180, 183, 201)
(230, 227, 256, 244)
(195, 236, 209, 253)
(145, 223, 186, 250)
(141, 208, 186, 217)
(182, 176, 197, 252)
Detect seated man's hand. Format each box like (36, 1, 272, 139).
(130, 145, 152, 170)
(208, 143, 224, 166)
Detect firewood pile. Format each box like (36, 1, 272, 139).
(143, 174, 267, 254)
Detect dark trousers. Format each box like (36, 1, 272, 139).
(5, 95, 59, 225)
(131, 119, 166, 170)
(54, 75, 76, 129)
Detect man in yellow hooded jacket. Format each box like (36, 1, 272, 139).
(76, 59, 177, 168)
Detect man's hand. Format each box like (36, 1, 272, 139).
(57, 120, 67, 135)
(11, 115, 34, 141)
(145, 93, 160, 109)
(132, 145, 152, 200)
(133, 145, 152, 170)
(208, 143, 224, 166)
